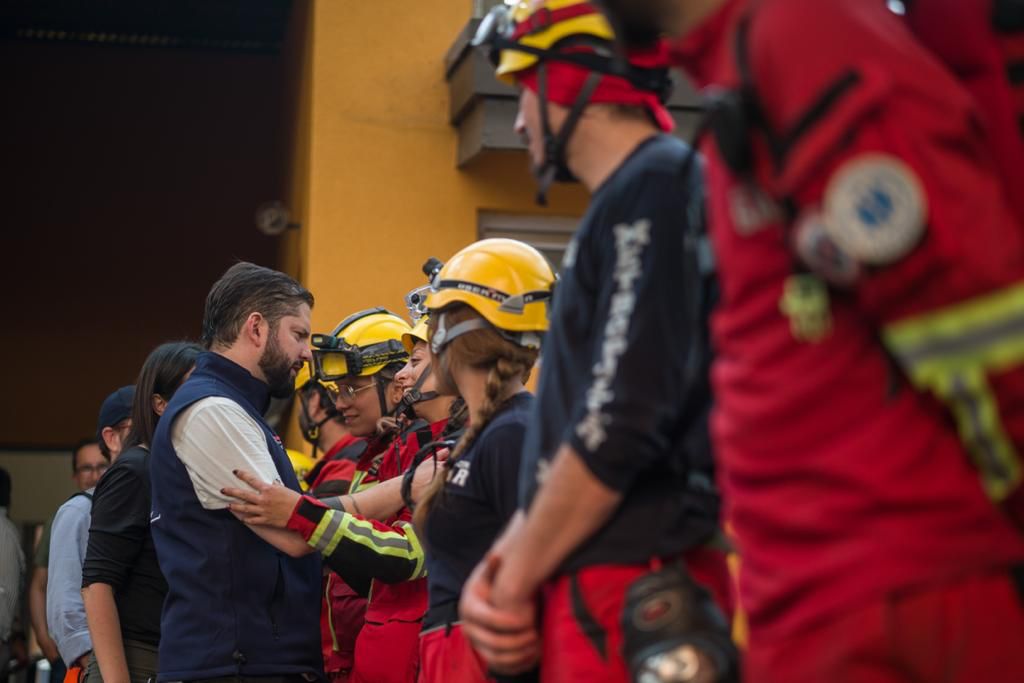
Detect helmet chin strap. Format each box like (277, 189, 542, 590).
(397, 364, 440, 421)
(376, 376, 394, 420)
(535, 62, 604, 206)
(299, 400, 338, 461)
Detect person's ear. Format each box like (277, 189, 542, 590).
(387, 378, 404, 407)
(152, 394, 168, 417)
(101, 426, 120, 454)
(244, 312, 268, 348)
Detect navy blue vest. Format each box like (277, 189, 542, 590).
(150, 352, 322, 682)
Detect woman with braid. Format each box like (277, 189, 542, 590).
(414, 239, 555, 683)
(223, 239, 556, 683)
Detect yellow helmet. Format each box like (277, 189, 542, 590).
(424, 238, 556, 346)
(294, 362, 337, 395)
(286, 449, 316, 491)
(402, 316, 431, 354)
(311, 307, 411, 381)
(485, 0, 614, 85)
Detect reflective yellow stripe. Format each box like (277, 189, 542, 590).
(882, 283, 1024, 500)
(325, 575, 340, 652)
(397, 521, 427, 580)
(935, 369, 1020, 500)
(341, 516, 422, 566)
(883, 283, 1024, 375)
(322, 512, 351, 557)
(308, 511, 335, 549)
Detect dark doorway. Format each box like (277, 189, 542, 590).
(1, 0, 303, 448)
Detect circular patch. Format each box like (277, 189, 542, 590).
(793, 209, 861, 287)
(823, 154, 927, 266)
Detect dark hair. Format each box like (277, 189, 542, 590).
(72, 438, 103, 472)
(123, 341, 204, 451)
(0, 467, 10, 508)
(201, 262, 314, 350)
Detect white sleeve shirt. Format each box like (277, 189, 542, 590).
(171, 397, 282, 510)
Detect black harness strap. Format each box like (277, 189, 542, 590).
(569, 573, 608, 660)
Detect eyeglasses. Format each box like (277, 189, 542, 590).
(75, 463, 109, 476)
(327, 381, 377, 405)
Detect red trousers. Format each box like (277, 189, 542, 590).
(539, 549, 734, 683)
(419, 624, 493, 683)
(350, 619, 421, 683)
(746, 569, 1024, 683)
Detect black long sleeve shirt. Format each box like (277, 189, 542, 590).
(82, 446, 166, 646)
(519, 134, 720, 572)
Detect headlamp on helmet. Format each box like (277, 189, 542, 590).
(405, 257, 446, 322)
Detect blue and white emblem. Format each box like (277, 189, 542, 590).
(823, 154, 926, 265)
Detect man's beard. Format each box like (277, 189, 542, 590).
(260, 332, 297, 399)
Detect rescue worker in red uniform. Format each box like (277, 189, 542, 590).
(294, 365, 365, 496)
(224, 308, 462, 683)
(461, 3, 735, 681)
(292, 367, 368, 682)
(591, 0, 1024, 680)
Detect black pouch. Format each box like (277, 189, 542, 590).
(620, 563, 739, 683)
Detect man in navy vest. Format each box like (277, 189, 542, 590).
(151, 262, 323, 683)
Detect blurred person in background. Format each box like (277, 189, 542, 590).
(31, 439, 105, 683)
(49, 388, 133, 681)
(81, 341, 202, 683)
(1, 467, 28, 681)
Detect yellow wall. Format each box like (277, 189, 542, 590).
(300, 0, 590, 336)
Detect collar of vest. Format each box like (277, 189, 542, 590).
(193, 352, 273, 415)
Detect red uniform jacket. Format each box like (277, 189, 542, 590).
(673, 0, 1024, 640)
(288, 419, 449, 683)
(309, 435, 370, 677)
(906, 0, 1024, 225)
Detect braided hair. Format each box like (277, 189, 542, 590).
(413, 304, 539, 530)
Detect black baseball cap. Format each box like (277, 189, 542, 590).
(96, 385, 135, 440)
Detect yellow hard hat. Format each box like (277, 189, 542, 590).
(286, 448, 316, 491)
(424, 238, 556, 338)
(477, 0, 614, 85)
(311, 307, 411, 380)
(402, 316, 430, 354)
(294, 362, 336, 393)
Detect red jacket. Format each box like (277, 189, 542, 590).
(673, 0, 1024, 640)
(288, 419, 450, 683)
(310, 435, 370, 676)
(905, 0, 1024, 226)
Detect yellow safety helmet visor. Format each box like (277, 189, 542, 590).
(294, 362, 337, 395)
(423, 238, 556, 336)
(474, 0, 615, 85)
(311, 307, 411, 380)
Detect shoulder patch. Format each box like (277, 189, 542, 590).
(823, 154, 926, 265)
(793, 209, 861, 287)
